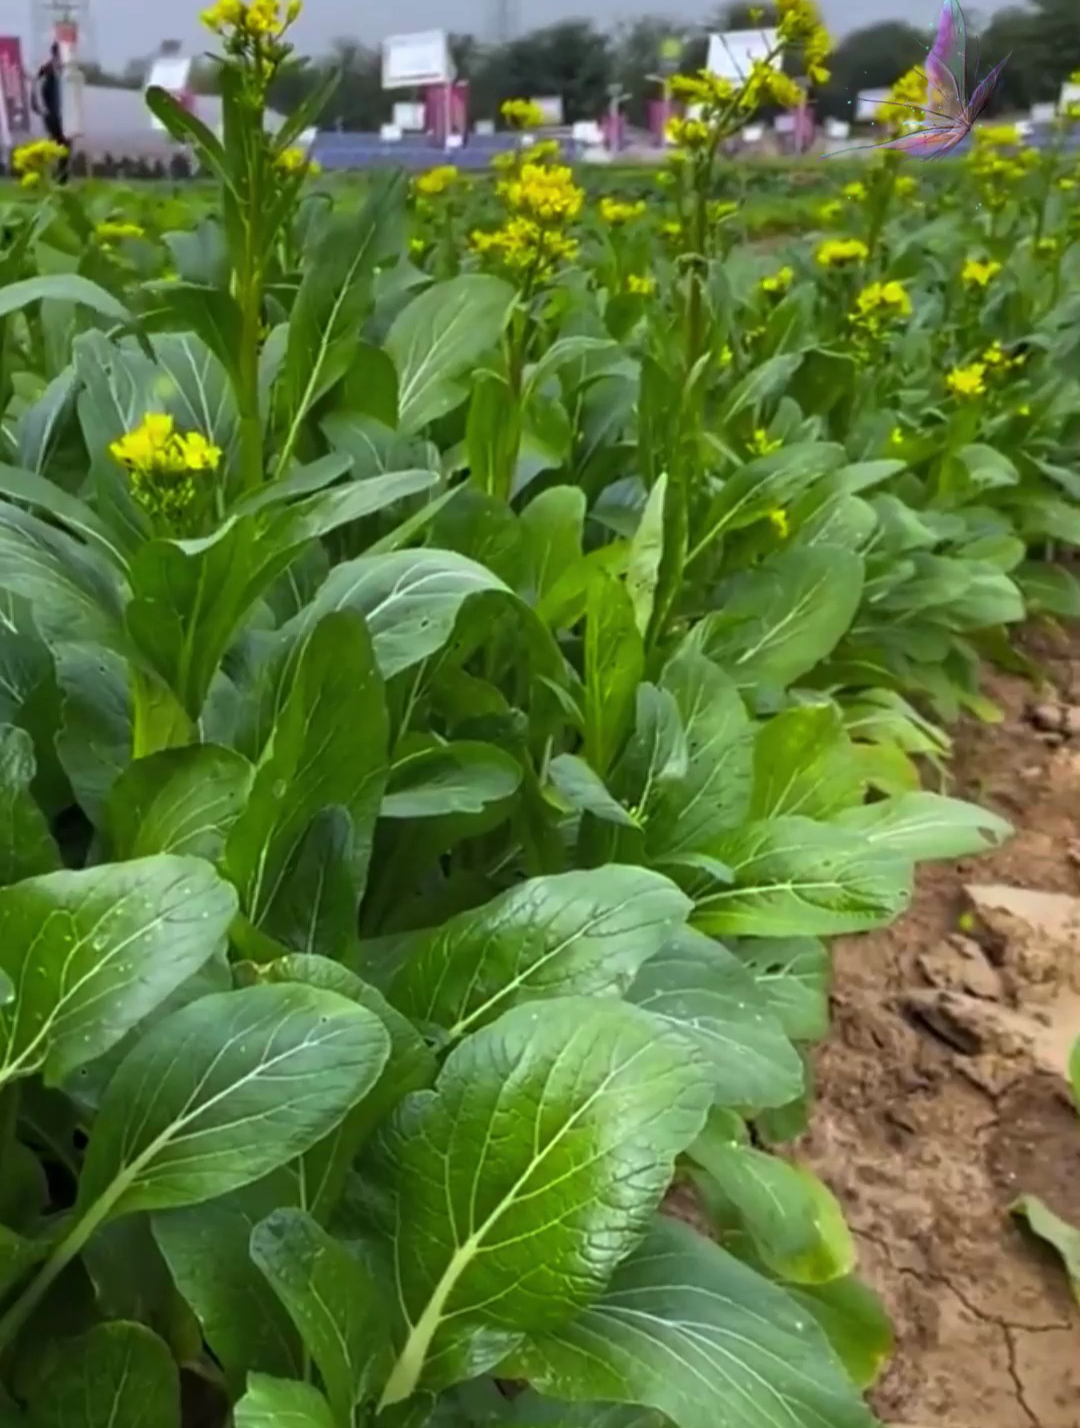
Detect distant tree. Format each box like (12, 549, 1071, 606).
(492, 21, 614, 122)
(612, 16, 691, 126)
(814, 21, 929, 120)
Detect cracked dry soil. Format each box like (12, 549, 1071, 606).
(800, 628, 1080, 1428)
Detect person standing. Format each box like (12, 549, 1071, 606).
(31, 43, 70, 183)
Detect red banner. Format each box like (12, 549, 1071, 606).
(0, 36, 30, 140)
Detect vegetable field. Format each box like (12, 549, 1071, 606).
(1, 3, 1079, 1426)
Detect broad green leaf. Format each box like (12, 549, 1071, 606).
(1016, 561, 1080, 618)
(389, 867, 691, 1042)
(626, 475, 666, 638)
(506, 1398, 666, 1428)
(0, 504, 126, 650)
(625, 930, 803, 1109)
(786, 1276, 893, 1389)
(697, 443, 845, 544)
(0, 462, 123, 566)
(719, 353, 804, 422)
(585, 574, 644, 776)
(750, 705, 864, 821)
(147, 331, 240, 459)
(225, 611, 388, 952)
(0, 1224, 50, 1303)
(466, 372, 521, 501)
(252, 1209, 390, 1421)
(687, 546, 863, 689)
(692, 817, 912, 937)
(382, 742, 521, 820)
(153, 1175, 302, 1395)
(504, 1216, 875, 1428)
(519, 487, 586, 605)
(614, 683, 687, 806)
(386, 274, 516, 433)
(547, 754, 637, 827)
(77, 983, 391, 1218)
(259, 468, 439, 550)
(28, 1322, 178, 1428)
(835, 792, 1011, 861)
(728, 937, 830, 1042)
(646, 651, 753, 855)
(0, 274, 131, 324)
(1011, 1196, 1080, 1303)
(107, 745, 253, 861)
(252, 955, 435, 1222)
(0, 725, 59, 886)
(369, 997, 713, 1404)
(54, 644, 133, 823)
(296, 549, 510, 681)
(15, 370, 78, 479)
(235, 1375, 336, 1428)
(0, 856, 237, 1089)
(688, 1130, 855, 1283)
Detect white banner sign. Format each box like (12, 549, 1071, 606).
(146, 54, 193, 131)
(382, 30, 451, 90)
(706, 29, 778, 82)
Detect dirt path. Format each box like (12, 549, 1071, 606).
(801, 630, 1080, 1428)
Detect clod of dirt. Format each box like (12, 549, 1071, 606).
(963, 883, 1080, 996)
(917, 935, 1004, 1002)
(1026, 701, 1080, 737)
(899, 990, 1029, 1060)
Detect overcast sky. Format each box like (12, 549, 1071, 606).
(14, 0, 1009, 70)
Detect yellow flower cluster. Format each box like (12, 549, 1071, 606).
(767, 506, 790, 538)
(415, 164, 459, 197)
(667, 116, 711, 150)
(815, 236, 869, 267)
(202, 0, 300, 37)
(274, 146, 319, 178)
(945, 363, 986, 399)
(11, 139, 67, 188)
(109, 413, 221, 524)
(95, 220, 146, 244)
(961, 256, 1001, 288)
(669, 71, 736, 111)
(498, 163, 584, 224)
(761, 265, 794, 295)
(748, 428, 784, 456)
(599, 197, 647, 225)
(625, 273, 656, 295)
(778, 0, 831, 83)
(501, 98, 546, 130)
(842, 181, 866, 202)
(470, 217, 577, 276)
(982, 340, 1025, 373)
(849, 279, 911, 339)
(817, 198, 843, 223)
(874, 66, 927, 135)
(740, 60, 804, 111)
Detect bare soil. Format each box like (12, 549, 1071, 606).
(800, 628, 1080, 1428)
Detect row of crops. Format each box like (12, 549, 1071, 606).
(1, 1, 1080, 1425)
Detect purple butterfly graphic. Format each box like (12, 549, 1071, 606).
(830, 0, 1009, 159)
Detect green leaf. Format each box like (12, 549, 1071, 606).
(519, 486, 586, 606)
(54, 644, 132, 823)
(719, 353, 804, 423)
(388, 868, 691, 1042)
(625, 929, 803, 1109)
(687, 546, 863, 689)
(251, 955, 435, 1222)
(0, 274, 131, 325)
(786, 1276, 894, 1389)
(1011, 1196, 1080, 1303)
(0, 504, 126, 651)
(153, 1175, 303, 1396)
(645, 651, 753, 855)
(547, 754, 636, 827)
(252, 1209, 390, 1423)
(693, 818, 912, 937)
(295, 550, 511, 681)
(225, 611, 388, 953)
(0, 856, 237, 1089)
(585, 574, 643, 776)
(386, 274, 516, 433)
(1016, 561, 1080, 618)
(750, 704, 864, 821)
(504, 1216, 874, 1428)
(0, 462, 125, 567)
(382, 742, 521, 819)
(835, 792, 1011, 861)
(0, 725, 59, 886)
(234, 1375, 337, 1428)
(688, 1129, 855, 1283)
(697, 443, 845, 545)
(27, 1321, 178, 1428)
(728, 937, 830, 1043)
(107, 745, 252, 861)
(147, 332, 240, 458)
(626, 475, 666, 638)
(369, 997, 713, 1405)
(77, 983, 390, 1219)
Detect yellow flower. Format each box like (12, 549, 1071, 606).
(817, 199, 843, 222)
(974, 124, 1020, 149)
(201, 0, 299, 39)
(748, 428, 783, 456)
(961, 256, 1001, 288)
(1016, 403, 1031, 417)
(661, 219, 682, 241)
(761, 265, 794, 295)
(669, 71, 736, 111)
(414, 164, 459, 197)
(894, 175, 918, 198)
(666, 116, 711, 149)
(409, 237, 426, 257)
(945, 363, 986, 399)
(719, 344, 734, 369)
(274, 146, 315, 177)
(498, 162, 584, 223)
(767, 506, 790, 538)
(109, 412, 221, 525)
(815, 237, 869, 267)
(889, 426, 905, 448)
(982, 340, 1025, 371)
(852, 279, 911, 320)
(95, 220, 146, 244)
(1058, 177, 1077, 191)
(626, 273, 656, 295)
(501, 98, 546, 130)
(470, 216, 578, 278)
(741, 61, 803, 111)
(842, 181, 866, 201)
(19, 172, 42, 191)
(1035, 236, 1060, 257)
(599, 197, 646, 225)
(875, 66, 927, 130)
(12, 138, 67, 181)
